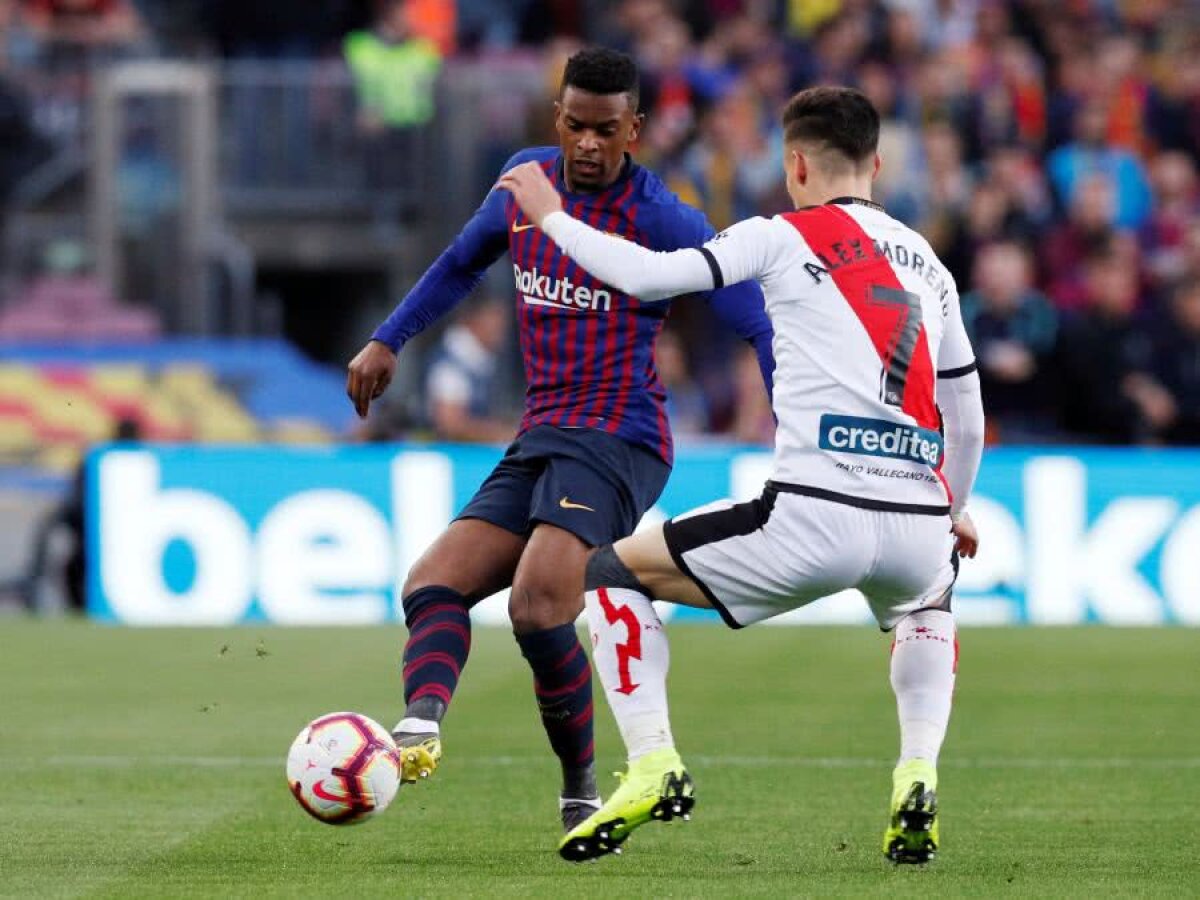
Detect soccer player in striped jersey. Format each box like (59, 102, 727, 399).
(345, 47, 773, 834)
(501, 86, 985, 862)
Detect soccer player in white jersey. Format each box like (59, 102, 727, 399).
(500, 85, 985, 864)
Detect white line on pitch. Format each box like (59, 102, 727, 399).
(27, 755, 1200, 770)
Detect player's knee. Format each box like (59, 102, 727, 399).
(508, 576, 576, 634)
(402, 551, 460, 597)
(400, 584, 467, 627)
(585, 544, 653, 596)
(401, 565, 435, 599)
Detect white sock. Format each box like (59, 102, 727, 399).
(890, 609, 956, 766)
(585, 586, 673, 761)
(394, 717, 439, 736)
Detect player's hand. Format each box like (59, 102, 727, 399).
(497, 162, 563, 228)
(951, 511, 979, 559)
(346, 340, 397, 419)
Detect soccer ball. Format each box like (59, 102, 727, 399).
(286, 712, 401, 825)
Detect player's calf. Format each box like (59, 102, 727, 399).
(513, 619, 599, 803)
(510, 528, 602, 816)
(393, 585, 473, 784)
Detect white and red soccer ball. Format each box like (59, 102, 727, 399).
(286, 712, 401, 825)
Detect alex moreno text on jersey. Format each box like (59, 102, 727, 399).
(818, 414, 944, 466)
(513, 264, 613, 312)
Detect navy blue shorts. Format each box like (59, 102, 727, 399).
(457, 425, 671, 548)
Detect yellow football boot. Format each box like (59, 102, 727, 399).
(559, 748, 694, 862)
(393, 732, 441, 784)
(883, 759, 939, 864)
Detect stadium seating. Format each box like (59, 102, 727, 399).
(0, 340, 349, 473)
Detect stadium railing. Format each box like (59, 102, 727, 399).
(0, 55, 547, 335)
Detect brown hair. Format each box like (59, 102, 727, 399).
(782, 86, 880, 167)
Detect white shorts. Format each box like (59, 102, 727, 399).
(662, 483, 957, 631)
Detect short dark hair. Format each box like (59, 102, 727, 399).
(561, 47, 640, 110)
(782, 86, 879, 168)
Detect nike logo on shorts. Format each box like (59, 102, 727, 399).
(559, 496, 595, 512)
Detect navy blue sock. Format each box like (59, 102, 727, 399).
(400, 586, 472, 723)
(516, 623, 596, 796)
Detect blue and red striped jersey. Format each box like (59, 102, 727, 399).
(373, 146, 773, 463)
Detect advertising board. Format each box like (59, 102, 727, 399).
(87, 445, 1200, 626)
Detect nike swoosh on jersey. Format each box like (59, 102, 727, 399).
(511, 222, 537, 233)
(559, 496, 595, 511)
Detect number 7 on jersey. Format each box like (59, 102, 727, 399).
(869, 284, 924, 408)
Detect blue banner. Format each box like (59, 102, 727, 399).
(86, 444, 1200, 626)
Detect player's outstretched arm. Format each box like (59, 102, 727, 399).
(499, 162, 716, 302)
(346, 160, 516, 418)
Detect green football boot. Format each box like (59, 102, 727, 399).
(883, 759, 939, 864)
(558, 748, 694, 862)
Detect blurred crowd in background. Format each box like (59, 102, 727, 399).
(1, 0, 1200, 448)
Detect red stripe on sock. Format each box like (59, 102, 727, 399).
(409, 620, 471, 645)
(566, 699, 593, 730)
(402, 651, 463, 681)
(535, 663, 591, 699)
(576, 738, 595, 766)
(410, 683, 452, 705)
(408, 603, 467, 626)
(551, 641, 582, 673)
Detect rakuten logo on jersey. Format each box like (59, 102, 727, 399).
(818, 414, 943, 466)
(513, 265, 612, 312)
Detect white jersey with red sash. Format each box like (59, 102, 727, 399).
(699, 197, 975, 513)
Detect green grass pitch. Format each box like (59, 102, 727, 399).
(2, 622, 1197, 897)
